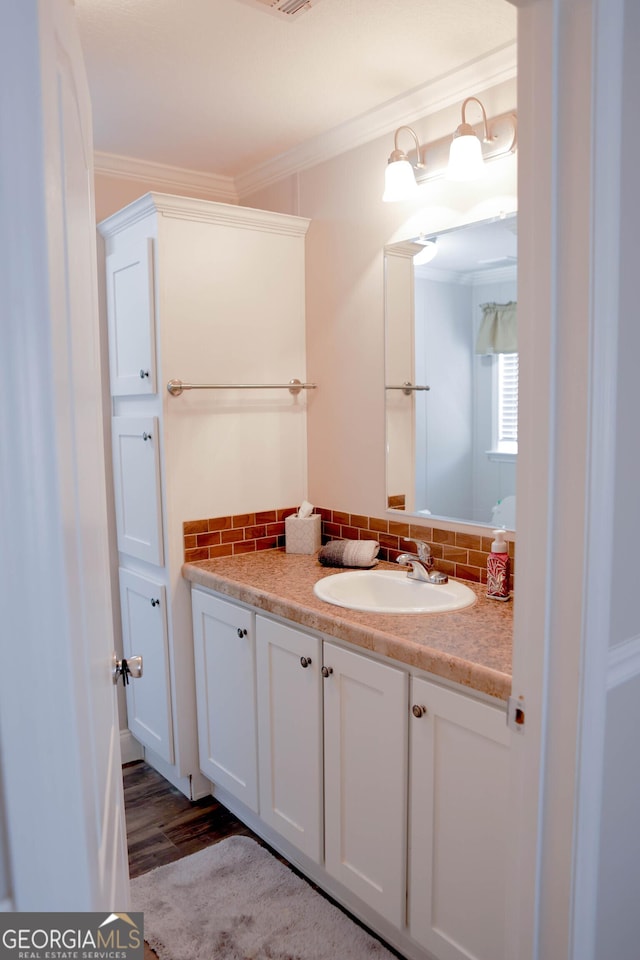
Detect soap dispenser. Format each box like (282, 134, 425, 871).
(486, 529, 511, 601)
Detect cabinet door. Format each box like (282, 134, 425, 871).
(256, 616, 323, 862)
(111, 416, 164, 565)
(323, 641, 408, 928)
(191, 589, 258, 812)
(119, 569, 173, 764)
(105, 238, 156, 396)
(409, 677, 510, 960)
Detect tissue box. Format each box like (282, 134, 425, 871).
(285, 513, 322, 555)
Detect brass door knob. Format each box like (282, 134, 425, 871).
(412, 704, 427, 718)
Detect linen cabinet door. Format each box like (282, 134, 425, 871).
(111, 416, 164, 565)
(118, 569, 173, 764)
(256, 616, 323, 862)
(191, 589, 258, 812)
(105, 238, 156, 396)
(409, 677, 510, 960)
(323, 641, 408, 928)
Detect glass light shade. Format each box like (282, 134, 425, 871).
(383, 159, 418, 202)
(413, 240, 438, 266)
(447, 132, 485, 181)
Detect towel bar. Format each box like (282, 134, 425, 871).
(167, 378, 316, 397)
(385, 383, 430, 396)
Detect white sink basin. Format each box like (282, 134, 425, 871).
(313, 569, 476, 614)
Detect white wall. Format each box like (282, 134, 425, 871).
(415, 276, 473, 518)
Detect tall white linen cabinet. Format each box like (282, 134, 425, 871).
(98, 193, 310, 797)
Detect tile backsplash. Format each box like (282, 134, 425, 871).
(184, 506, 515, 590)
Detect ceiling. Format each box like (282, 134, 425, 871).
(74, 0, 516, 182)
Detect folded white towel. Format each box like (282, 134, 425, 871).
(318, 539, 379, 569)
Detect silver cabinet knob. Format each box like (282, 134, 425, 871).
(300, 656, 312, 668)
(139, 369, 150, 379)
(237, 627, 248, 638)
(321, 666, 333, 678)
(412, 704, 427, 718)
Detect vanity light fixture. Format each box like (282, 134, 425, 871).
(382, 125, 424, 202)
(413, 237, 438, 266)
(382, 97, 517, 200)
(447, 96, 494, 181)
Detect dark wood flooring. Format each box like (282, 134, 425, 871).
(123, 760, 257, 879)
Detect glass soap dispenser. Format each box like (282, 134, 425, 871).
(487, 529, 511, 601)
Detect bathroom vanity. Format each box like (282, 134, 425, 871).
(183, 551, 513, 960)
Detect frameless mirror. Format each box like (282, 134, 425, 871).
(385, 214, 517, 529)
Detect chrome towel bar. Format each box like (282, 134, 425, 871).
(385, 382, 430, 395)
(167, 378, 316, 397)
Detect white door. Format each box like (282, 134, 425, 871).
(0, 0, 128, 909)
(119, 570, 174, 764)
(256, 616, 323, 862)
(409, 678, 510, 960)
(323, 641, 408, 928)
(191, 589, 259, 811)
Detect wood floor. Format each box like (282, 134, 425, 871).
(123, 760, 257, 880)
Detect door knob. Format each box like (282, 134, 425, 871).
(300, 656, 312, 668)
(321, 666, 333, 678)
(412, 704, 427, 718)
(113, 654, 143, 686)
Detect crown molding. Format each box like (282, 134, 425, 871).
(235, 42, 517, 198)
(97, 191, 310, 237)
(93, 42, 516, 206)
(94, 151, 239, 203)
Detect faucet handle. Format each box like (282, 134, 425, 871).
(411, 539, 432, 562)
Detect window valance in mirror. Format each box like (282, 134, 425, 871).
(475, 301, 517, 354)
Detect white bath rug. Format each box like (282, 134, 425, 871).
(131, 835, 397, 960)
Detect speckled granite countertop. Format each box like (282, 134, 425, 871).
(183, 551, 513, 701)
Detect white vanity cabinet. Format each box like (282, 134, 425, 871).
(99, 193, 309, 797)
(256, 615, 323, 862)
(191, 590, 259, 812)
(189, 584, 510, 960)
(323, 640, 408, 928)
(408, 677, 511, 960)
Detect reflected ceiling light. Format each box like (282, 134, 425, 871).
(413, 238, 438, 266)
(447, 97, 494, 181)
(382, 126, 423, 202)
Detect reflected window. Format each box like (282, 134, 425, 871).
(496, 352, 518, 455)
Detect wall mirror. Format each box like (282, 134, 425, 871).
(385, 213, 517, 530)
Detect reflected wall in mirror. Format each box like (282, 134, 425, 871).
(385, 214, 517, 530)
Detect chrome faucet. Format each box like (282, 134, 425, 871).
(396, 539, 449, 584)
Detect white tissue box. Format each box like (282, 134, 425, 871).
(285, 513, 321, 555)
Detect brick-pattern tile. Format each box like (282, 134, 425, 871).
(183, 506, 515, 593)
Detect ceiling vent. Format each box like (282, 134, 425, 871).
(235, 0, 323, 20)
